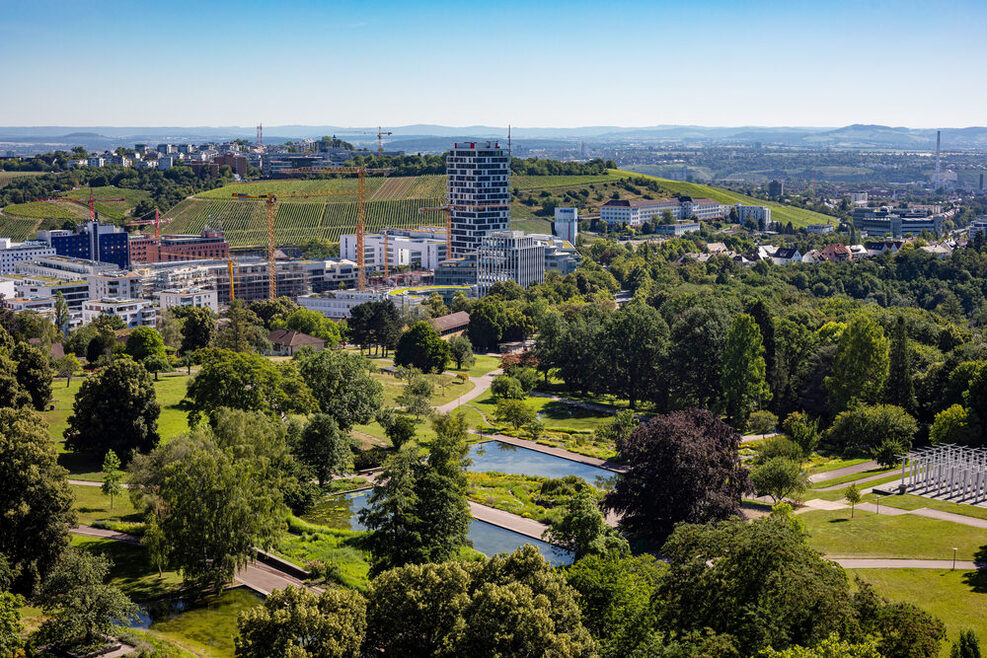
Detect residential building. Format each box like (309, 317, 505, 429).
(267, 329, 326, 356)
(0, 277, 15, 299)
(38, 221, 131, 269)
(0, 239, 56, 274)
(600, 196, 725, 226)
(4, 296, 55, 313)
(554, 207, 578, 244)
(768, 180, 784, 197)
(848, 244, 869, 259)
(756, 246, 802, 265)
(806, 224, 835, 234)
(819, 243, 851, 262)
(15, 254, 116, 280)
(86, 156, 105, 168)
(476, 230, 545, 296)
(920, 243, 953, 258)
(864, 241, 903, 257)
(213, 153, 248, 177)
(157, 144, 175, 154)
(849, 192, 869, 206)
(14, 276, 89, 309)
(968, 217, 987, 240)
(155, 287, 219, 313)
(158, 156, 176, 170)
(89, 272, 142, 300)
(82, 298, 156, 327)
(733, 204, 772, 226)
(340, 227, 447, 271)
(446, 142, 511, 257)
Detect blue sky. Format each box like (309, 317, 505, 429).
(0, 0, 983, 128)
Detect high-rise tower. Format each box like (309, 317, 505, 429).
(446, 141, 510, 257)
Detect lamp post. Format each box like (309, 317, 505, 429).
(953, 547, 958, 570)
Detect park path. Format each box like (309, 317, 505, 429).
(808, 460, 881, 484)
(69, 525, 318, 597)
(814, 469, 897, 491)
(468, 501, 549, 541)
(435, 368, 502, 414)
(832, 558, 981, 570)
(799, 498, 987, 529)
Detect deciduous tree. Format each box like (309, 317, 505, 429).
(605, 408, 751, 545)
(750, 456, 809, 504)
(297, 414, 350, 485)
(65, 359, 160, 460)
(13, 341, 52, 411)
(721, 313, 771, 426)
(826, 315, 889, 412)
(100, 450, 123, 509)
(297, 349, 382, 430)
(125, 325, 167, 362)
(395, 321, 450, 374)
(448, 334, 474, 370)
(600, 302, 668, 409)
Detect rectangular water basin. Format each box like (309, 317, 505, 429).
(468, 440, 614, 485)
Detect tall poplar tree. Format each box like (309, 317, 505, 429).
(826, 315, 890, 412)
(885, 316, 915, 412)
(721, 313, 771, 427)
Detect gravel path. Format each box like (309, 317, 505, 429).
(833, 558, 982, 570)
(808, 461, 881, 484)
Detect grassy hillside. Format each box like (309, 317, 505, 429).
(0, 171, 46, 188)
(159, 171, 834, 248)
(612, 170, 836, 228)
(1, 185, 150, 233)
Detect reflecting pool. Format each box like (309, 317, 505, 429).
(467, 440, 613, 484)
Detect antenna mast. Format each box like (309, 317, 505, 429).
(934, 129, 941, 191)
(507, 124, 512, 158)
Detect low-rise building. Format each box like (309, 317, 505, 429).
(652, 221, 702, 236)
(155, 287, 219, 313)
(0, 238, 56, 274)
(15, 254, 117, 280)
(89, 272, 142, 300)
(601, 196, 725, 226)
(340, 227, 447, 271)
(297, 290, 384, 319)
(968, 217, 987, 240)
(428, 311, 470, 337)
(267, 329, 326, 356)
(14, 276, 89, 308)
(82, 298, 156, 327)
(806, 224, 835, 234)
(434, 256, 477, 286)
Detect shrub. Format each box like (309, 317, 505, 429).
(490, 374, 525, 399)
(782, 411, 821, 456)
(746, 410, 778, 435)
(353, 447, 388, 471)
(826, 404, 917, 455)
(754, 435, 805, 464)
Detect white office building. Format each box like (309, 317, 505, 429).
(733, 204, 772, 226)
(969, 217, 987, 240)
(554, 207, 578, 244)
(82, 298, 156, 327)
(297, 290, 384, 319)
(600, 196, 725, 226)
(89, 272, 142, 301)
(340, 228, 448, 271)
(476, 230, 545, 296)
(446, 142, 511, 257)
(13, 277, 90, 309)
(155, 287, 219, 313)
(0, 239, 56, 274)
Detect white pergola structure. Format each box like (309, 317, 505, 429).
(900, 444, 987, 504)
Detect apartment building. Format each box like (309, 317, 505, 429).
(82, 298, 156, 327)
(155, 287, 219, 313)
(600, 196, 725, 226)
(0, 239, 56, 274)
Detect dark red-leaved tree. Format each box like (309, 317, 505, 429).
(604, 408, 751, 545)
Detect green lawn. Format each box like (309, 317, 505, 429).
(863, 494, 987, 522)
(802, 508, 987, 561)
(807, 473, 904, 501)
(70, 535, 186, 603)
(854, 569, 987, 655)
(806, 455, 872, 476)
(466, 471, 600, 525)
(71, 484, 141, 526)
(808, 466, 895, 490)
(450, 353, 501, 378)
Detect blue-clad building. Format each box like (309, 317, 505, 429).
(37, 221, 130, 270)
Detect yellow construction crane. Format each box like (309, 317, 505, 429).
(417, 203, 512, 259)
(231, 193, 278, 299)
(225, 257, 237, 302)
(280, 167, 393, 290)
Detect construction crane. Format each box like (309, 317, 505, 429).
(41, 188, 126, 221)
(417, 203, 512, 259)
(361, 127, 393, 157)
(124, 208, 172, 239)
(279, 167, 393, 290)
(231, 182, 373, 298)
(231, 193, 278, 299)
(226, 257, 237, 302)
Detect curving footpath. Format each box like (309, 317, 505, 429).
(435, 368, 502, 414)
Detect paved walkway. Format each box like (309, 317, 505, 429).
(528, 391, 620, 415)
(470, 429, 627, 473)
(800, 498, 987, 529)
(814, 469, 896, 491)
(833, 558, 982, 570)
(69, 525, 317, 597)
(435, 369, 502, 414)
(468, 500, 548, 541)
(808, 460, 880, 484)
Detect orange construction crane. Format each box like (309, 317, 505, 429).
(41, 188, 126, 221)
(231, 192, 277, 299)
(417, 203, 512, 258)
(125, 208, 172, 239)
(279, 167, 393, 290)
(361, 127, 393, 157)
(226, 257, 237, 302)
(231, 183, 370, 298)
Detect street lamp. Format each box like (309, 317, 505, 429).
(953, 547, 958, 570)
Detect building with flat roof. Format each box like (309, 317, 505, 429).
(297, 290, 385, 319)
(38, 221, 131, 269)
(476, 230, 545, 296)
(0, 239, 56, 274)
(806, 223, 835, 234)
(340, 227, 448, 271)
(447, 142, 511, 257)
(433, 256, 477, 286)
(82, 298, 156, 327)
(554, 207, 578, 244)
(733, 204, 772, 226)
(155, 287, 219, 313)
(13, 276, 90, 309)
(130, 229, 230, 264)
(969, 217, 987, 240)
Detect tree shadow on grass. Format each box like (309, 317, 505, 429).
(829, 518, 850, 523)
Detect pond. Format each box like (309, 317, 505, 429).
(131, 586, 262, 657)
(304, 490, 573, 565)
(468, 440, 614, 484)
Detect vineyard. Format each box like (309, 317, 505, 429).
(57, 186, 150, 221)
(0, 213, 43, 241)
(0, 171, 46, 188)
(157, 171, 834, 248)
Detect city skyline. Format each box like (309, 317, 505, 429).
(1, 0, 985, 128)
